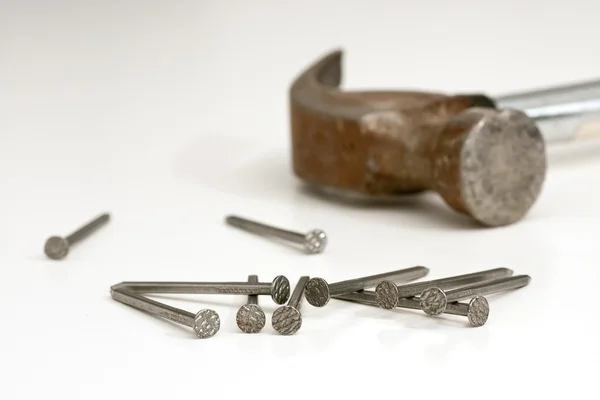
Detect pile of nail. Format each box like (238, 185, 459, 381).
(41, 213, 530, 338)
(109, 266, 530, 339)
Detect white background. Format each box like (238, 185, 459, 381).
(1, 1, 599, 398)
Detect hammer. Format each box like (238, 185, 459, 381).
(289, 49, 600, 227)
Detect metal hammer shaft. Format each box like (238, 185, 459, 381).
(496, 78, 600, 142)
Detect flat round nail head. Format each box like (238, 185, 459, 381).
(467, 296, 490, 327)
(193, 309, 221, 339)
(272, 306, 302, 335)
(304, 229, 327, 253)
(419, 287, 447, 316)
(44, 236, 69, 260)
(375, 281, 399, 310)
(271, 275, 291, 304)
(236, 304, 266, 334)
(304, 277, 331, 307)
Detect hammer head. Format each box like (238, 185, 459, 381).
(289, 49, 547, 226)
(434, 107, 546, 226)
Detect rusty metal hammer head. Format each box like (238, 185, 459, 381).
(289, 49, 547, 227)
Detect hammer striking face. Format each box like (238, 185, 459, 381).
(289, 49, 546, 227)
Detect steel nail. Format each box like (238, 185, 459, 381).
(225, 215, 327, 254)
(44, 213, 110, 260)
(304, 266, 429, 307)
(110, 286, 220, 339)
(334, 291, 490, 327)
(272, 276, 310, 335)
(111, 275, 291, 305)
(375, 267, 513, 309)
(236, 275, 266, 333)
(420, 275, 531, 315)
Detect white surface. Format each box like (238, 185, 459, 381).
(1, 1, 599, 398)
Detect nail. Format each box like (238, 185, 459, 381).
(111, 275, 291, 305)
(375, 267, 512, 309)
(304, 266, 429, 307)
(236, 275, 266, 333)
(44, 213, 110, 260)
(420, 275, 531, 315)
(225, 215, 327, 254)
(334, 291, 490, 327)
(272, 276, 310, 335)
(110, 286, 220, 338)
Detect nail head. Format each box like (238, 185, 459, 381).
(304, 277, 330, 307)
(271, 275, 291, 304)
(304, 229, 327, 254)
(420, 287, 447, 315)
(236, 304, 266, 333)
(44, 236, 69, 260)
(467, 296, 490, 327)
(193, 309, 220, 338)
(375, 280, 398, 309)
(272, 305, 302, 335)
